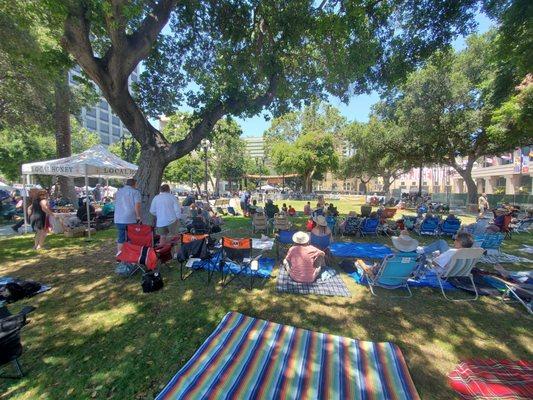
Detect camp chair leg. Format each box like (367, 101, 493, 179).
(501, 287, 533, 315)
(438, 275, 478, 301)
(0, 359, 24, 379)
(180, 262, 194, 281)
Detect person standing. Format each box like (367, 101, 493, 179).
(92, 184, 102, 202)
(149, 184, 181, 244)
(114, 178, 141, 252)
(29, 190, 53, 250)
(478, 193, 489, 217)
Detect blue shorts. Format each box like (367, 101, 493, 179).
(116, 223, 128, 244)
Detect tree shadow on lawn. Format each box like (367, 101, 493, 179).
(0, 232, 531, 399)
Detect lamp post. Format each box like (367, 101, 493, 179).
(201, 138, 210, 200)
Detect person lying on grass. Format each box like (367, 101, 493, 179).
(283, 231, 325, 283)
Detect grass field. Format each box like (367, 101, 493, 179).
(0, 214, 531, 399)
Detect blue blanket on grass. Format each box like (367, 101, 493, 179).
(330, 242, 393, 259)
(191, 252, 275, 278)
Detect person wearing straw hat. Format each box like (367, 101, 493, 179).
(311, 215, 332, 240)
(391, 230, 419, 253)
(283, 231, 325, 283)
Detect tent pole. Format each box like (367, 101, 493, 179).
(22, 174, 28, 234)
(85, 165, 91, 240)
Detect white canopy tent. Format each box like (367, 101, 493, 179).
(21, 145, 138, 238)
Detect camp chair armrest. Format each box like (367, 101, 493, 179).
(355, 259, 376, 279)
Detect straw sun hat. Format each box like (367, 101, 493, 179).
(391, 230, 419, 252)
(314, 215, 328, 227)
(292, 231, 310, 245)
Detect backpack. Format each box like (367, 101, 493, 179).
(141, 272, 163, 293)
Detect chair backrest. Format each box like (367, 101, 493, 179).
(441, 248, 484, 278)
(376, 254, 418, 287)
(222, 237, 252, 262)
(252, 213, 268, 229)
(277, 230, 297, 244)
(127, 224, 154, 247)
(502, 214, 512, 232)
(360, 205, 372, 217)
(182, 233, 209, 244)
(361, 217, 379, 233)
(476, 233, 504, 250)
(274, 213, 291, 231)
(442, 218, 461, 233)
(420, 217, 439, 232)
(309, 233, 331, 251)
(325, 216, 337, 232)
(343, 216, 361, 235)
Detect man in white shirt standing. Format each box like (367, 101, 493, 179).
(150, 184, 181, 244)
(114, 178, 142, 252)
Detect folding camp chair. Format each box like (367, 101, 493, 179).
(382, 208, 397, 220)
(325, 216, 337, 235)
(359, 217, 379, 236)
(488, 276, 532, 315)
(176, 233, 210, 281)
(416, 216, 440, 236)
(275, 230, 297, 260)
(273, 213, 292, 232)
(431, 248, 484, 301)
(512, 218, 533, 234)
(356, 253, 419, 297)
(309, 233, 331, 251)
(501, 214, 513, 239)
(402, 215, 417, 231)
(252, 212, 268, 234)
(342, 216, 361, 236)
(440, 216, 461, 237)
(219, 237, 261, 290)
(0, 304, 35, 379)
(474, 233, 504, 254)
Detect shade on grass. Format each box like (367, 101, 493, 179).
(0, 214, 531, 399)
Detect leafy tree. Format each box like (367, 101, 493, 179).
(109, 137, 141, 164)
(44, 0, 484, 214)
(341, 117, 411, 194)
(163, 155, 205, 193)
(270, 131, 339, 192)
(394, 34, 530, 203)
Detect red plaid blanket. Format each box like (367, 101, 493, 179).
(449, 359, 533, 399)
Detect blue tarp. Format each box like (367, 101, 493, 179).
(191, 252, 275, 278)
(330, 242, 393, 259)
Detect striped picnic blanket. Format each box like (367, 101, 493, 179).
(156, 312, 420, 400)
(449, 359, 533, 399)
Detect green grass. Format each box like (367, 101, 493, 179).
(0, 216, 531, 399)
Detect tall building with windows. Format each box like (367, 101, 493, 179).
(69, 65, 140, 145)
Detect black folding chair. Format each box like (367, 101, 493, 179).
(220, 237, 260, 290)
(0, 305, 35, 379)
(176, 233, 210, 281)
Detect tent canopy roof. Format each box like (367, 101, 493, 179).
(21, 145, 137, 178)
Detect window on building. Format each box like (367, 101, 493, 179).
(99, 100, 108, 110)
(112, 116, 120, 125)
(101, 135, 110, 145)
(100, 123, 109, 133)
(112, 126, 121, 136)
(86, 107, 96, 117)
(99, 112, 109, 122)
(86, 118, 96, 130)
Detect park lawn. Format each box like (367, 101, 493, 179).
(0, 217, 531, 399)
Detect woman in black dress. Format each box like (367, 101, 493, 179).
(29, 190, 53, 250)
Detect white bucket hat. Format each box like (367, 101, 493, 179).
(391, 230, 419, 252)
(292, 231, 310, 245)
(314, 215, 327, 227)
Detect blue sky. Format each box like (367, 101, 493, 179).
(238, 12, 494, 137)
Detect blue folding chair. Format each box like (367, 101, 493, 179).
(440, 217, 461, 237)
(309, 233, 331, 251)
(359, 217, 379, 236)
(474, 233, 505, 254)
(417, 216, 440, 236)
(325, 216, 337, 235)
(275, 230, 297, 260)
(357, 253, 419, 297)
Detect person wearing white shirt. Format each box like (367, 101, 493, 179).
(150, 184, 181, 244)
(114, 178, 141, 252)
(425, 232, 475, 272)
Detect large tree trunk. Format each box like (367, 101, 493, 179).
(54, 71, 78, 208)
(135, 147, 167, 221)
(382, 174, 396, 196)
(454, 162, 477, 204)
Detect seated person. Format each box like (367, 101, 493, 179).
(283, 231, 324, 283)
(264, 199, 279, 219)
(306, 216, 315, 232)
(100, 198, 115, 218)
(248, 199, 258, 216)
(281, 203, 288, 213)
(391, 230, 419, 254)
(312, 203, 324, 217)
(288, 205, 296, 217)
(487, 208, 507, 232)
(182, 193, 196, 206)
(76, 200, 96, 222)
(423, 232, 474, 272)
(303, 201, 311, 216)
(326, 203, 339, 217)
(311, 215, 332, 241)
(187, 209, 210, 233)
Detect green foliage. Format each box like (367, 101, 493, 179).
(341, 117, 410, 190)
(71, 118, 100, 153)
(164, 155, 204, 188)
(108, 137, 140, 164)
(0, 126, 55, 181)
